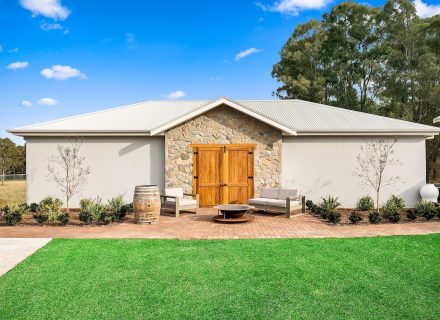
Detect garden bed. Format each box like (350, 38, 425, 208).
(309, 208, 440, 225)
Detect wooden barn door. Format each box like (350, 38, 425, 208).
(192, 144, 254, 207)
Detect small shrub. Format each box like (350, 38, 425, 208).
(2, 205, 25, 226)
(406, 209, 417, 221)
(356, 196, 374, 211)
(33, 212, 48, 225)
(416, 200, 436, 221)
(320, 209, 329, 220)
(57, 213, 69, 226)
(29, 203, 39, 212)
(383, 202, 401, 223)
(100, 209, 113, 225)
(18, 203, 30, 213)
(327, 211, 341, 224)
(320, 196, 341, 212)
(349, 211, 363, 224)
(368, 211, 381, 224)
(311, 204, 320, 215)
(79, 198, 105, 224)
(386, 195, 405, 210)
(306, 200, 314, 210)
(37, 197, 63, 222)
(437, 206, 440, 219)
(107, 196, 127, 222)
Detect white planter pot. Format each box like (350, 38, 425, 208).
(420, 184, 439, 202)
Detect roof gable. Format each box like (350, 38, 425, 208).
(149, 97, 297, 136)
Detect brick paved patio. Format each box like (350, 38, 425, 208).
(1, 209, 439, 239)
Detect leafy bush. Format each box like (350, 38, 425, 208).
(320, 209, 329, 220)
(33, 212, 48, 225)
(386, 195, 405, 210)
(2, 205, 25, 226)
(306, 200, 314, 210)
(416, 200, 436, 221)
(57, 213, 69, 226)
(327, 211, 341, 224)
(349, 211, 363, 224)
(311, 204, 321, 215)
(383, 203, 401, 223)
(100, 210, 113, 225)
(107, 196, 128, 222)
(356, 196, 374, 211)
(29, 203, 39, 212)
(37, 197, 63, 222)
(368, 211, 381, 224)
(437, 206, 440, 219)
(320, 196, 341, 212)
(79, 198, 105, 224)
(406, 209, 417, 221)
(18, 203, 30, 213)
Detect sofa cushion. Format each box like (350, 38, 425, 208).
(248, 198, 270, 206)
(163, 188, 184, 199)
(266, 199, 301, 208)
(260, 188, 279, 199)
(277, 189, 300, 200)
(164, 198, 197, 207)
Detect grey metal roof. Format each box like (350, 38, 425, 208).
(9, 98, 440, 136)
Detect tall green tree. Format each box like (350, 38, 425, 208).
(272, 0, 440, 181)
(0, 138, 18, 186)
(272, 20, 328, 103)
(321, 2, 384, 112)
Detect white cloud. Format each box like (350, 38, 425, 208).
(40, 22, 63, 31)
(6, 61, 29, 70)
(165, 90, 186, 99)
(235, 48, 262, 61)
(126, 32, 136, 48)
(20, 0, 70, 20)
(38, 97, 58, 106)
(414, 0, 440, 18)
(8, 47, 19, 53)
(21, 100, 33, 107)
(40, 65, 86, 80)
(256, 0, 330, 15)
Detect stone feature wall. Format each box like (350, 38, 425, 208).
(164, 105, 282, 196)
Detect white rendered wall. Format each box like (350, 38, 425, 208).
(282, 136, 426, 208)
(25, 136, 164, 207)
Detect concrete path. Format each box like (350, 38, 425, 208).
(0, 238, 51, 276)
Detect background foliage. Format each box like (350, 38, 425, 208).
(272, 0, 440, 181)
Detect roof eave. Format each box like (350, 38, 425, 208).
(8, 129, 151, 137)
(296, 130, 440, 137)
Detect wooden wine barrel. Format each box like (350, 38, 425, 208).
(133, 185, 161, 224)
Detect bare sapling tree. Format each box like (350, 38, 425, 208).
(353, 138, 400, 211)
(47, 139, 91, 213)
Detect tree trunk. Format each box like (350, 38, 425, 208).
(376, 191, 380, 212)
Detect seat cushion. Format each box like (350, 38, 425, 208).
(164, 198, 197, 207)
(277, 189, 300, 200)
(265, 199, 288, 208)
(260, 188, 279, 199)
(163, 188, 184, 199)
(248, 198, 270, 206)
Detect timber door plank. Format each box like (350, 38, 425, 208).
(192, 144, 254, 207)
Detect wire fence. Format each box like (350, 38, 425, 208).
(0, 174, 27, 181)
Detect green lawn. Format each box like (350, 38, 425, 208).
(0, 236, 439, 319)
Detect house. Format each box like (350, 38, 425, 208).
(9, 97, 440, 208)
(435, 116, 440, 123)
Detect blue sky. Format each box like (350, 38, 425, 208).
(1, 0, 440, 144)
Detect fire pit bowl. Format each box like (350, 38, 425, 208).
(214, 205, 253, 219)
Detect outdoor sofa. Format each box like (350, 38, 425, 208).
(248, 188, 305, 218)
(160, 187, 199, 217)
